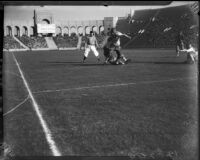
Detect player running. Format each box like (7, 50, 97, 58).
(82, 31, 100, 63)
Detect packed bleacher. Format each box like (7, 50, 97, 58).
(95, 33, 106, 47)
(117, 5, 198, 49)
(18, 35, 48, 49)
(53, 34, 78, 48)
(3, 36, 24, 50)
(3, 35, 48, 50)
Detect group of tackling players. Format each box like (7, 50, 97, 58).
(81, 28, 198, 65)
(82, 28, 131, 65)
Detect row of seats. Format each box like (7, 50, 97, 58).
(117, 5, 198, 49)
(18, 35, 48, 49)
(4, 5, 198, 50)
(3, 36, 24, 50)
(53, 34, 78, 48)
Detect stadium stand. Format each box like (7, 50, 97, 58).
(95, 33, 106, 47)
(3, 36, 24, 50)
(117, 5, 198, 49)
(3, 5, 198, 50)
(53, 34, 78, 48)
(17, 35, 48, 49)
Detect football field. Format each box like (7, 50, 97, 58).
(3, 49, 198, 159)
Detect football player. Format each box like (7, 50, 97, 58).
(180, 43, 198, 64)
(109, 28, 131, 64)
(82, 31, 100, 63)
(176, 31, 185, 56)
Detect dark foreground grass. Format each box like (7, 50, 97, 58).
(3, 49, 198, 160)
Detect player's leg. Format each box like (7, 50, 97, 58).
(190, 53, 196, 63)
(91, 45, 100, 61)
(103, 47, 112, 64)
(193, 51, 198, 62)
(176, 45, 180, 56)
(83, 46, 91, 62)
(115, 48, 127, 64)
(186, 52, 194, 64)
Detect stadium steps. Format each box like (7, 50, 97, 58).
(13, 36, 29, 50)
(45, 37, 58, 50)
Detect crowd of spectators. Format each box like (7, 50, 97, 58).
(4, 5, 198, 50)
(4, 35, 48, 50)
(18, 35, 48, 49)
(95, 33, 106, 47)
(3, 36, 24, 50)
(53, 34, 78, 48)
(120, 5, 198, 49)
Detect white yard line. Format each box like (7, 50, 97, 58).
(4, 70, 22, 78)
(33, 76, 197, 94)
(3, 95, 30, 116)
(11, 52, 62, 156)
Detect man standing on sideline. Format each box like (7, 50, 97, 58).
(82, 31, 100, 63)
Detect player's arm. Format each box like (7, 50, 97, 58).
(95, 37, 100, 48)
(84, 37, 89, 48)
(116, 31, 131, 39)
(181, 48, 193, 52)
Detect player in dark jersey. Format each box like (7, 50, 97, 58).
(102, 32, 124, 65)
(109, 28, 131, 64)
(176, 31, 184, 56)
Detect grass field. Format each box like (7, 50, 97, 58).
(3, 49, 198, 159)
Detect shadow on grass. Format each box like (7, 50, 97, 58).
(42, 60, 188, 66)
(42, 61, 107, 67)
(131, 60, 187, 64)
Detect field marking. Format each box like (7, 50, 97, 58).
(4, 70, 22, 78)
(11, 52, 62, 156)
(3, 95, 30, 116)
(33, 76, 197, 94)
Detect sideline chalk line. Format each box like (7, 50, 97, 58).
(11, 52, 62, 156)
(33, 76, 197, 94)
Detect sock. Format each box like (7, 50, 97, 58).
(123, 57, 127, 61)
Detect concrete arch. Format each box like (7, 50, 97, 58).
(14, 26, 20, 36)
(22, 26, 28, 36)
(92, 26, 98, 34)
(70, 26, 77, 36)
(56, 26, 62, 35)
(85, 26, 91, 35)
(42, 19, 50, 24)
(63, 27, 69, 36)
(29, 26, 34, 36)
(99, 26, 104, 34)
(77, 26, 84, 35)
(6, 26, 12, 36)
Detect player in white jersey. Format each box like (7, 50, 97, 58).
(83, 31, 100, 63)
(180, 44, 198, 64)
